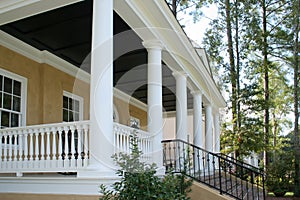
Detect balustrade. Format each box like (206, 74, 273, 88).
(113, 123, 153, 162)
(0, 121, 154, 175)
(0, 121, 90, 173)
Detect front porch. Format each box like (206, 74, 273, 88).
(0, 0, 226, 197)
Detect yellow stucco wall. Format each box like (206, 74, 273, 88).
(0, 45, 147, 127)
(188, 182, 233, 200)
(0, 182, 233, 200)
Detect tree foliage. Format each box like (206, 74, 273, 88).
(167, 0, 299, 195)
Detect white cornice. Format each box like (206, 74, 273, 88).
(0, 30, 148, 111)
(0, 30, 90, 83)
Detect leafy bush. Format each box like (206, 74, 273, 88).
(266, 151, 293, 196)
(99, 133, 192, 200)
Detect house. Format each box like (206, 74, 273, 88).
(0, 0, 231, 199)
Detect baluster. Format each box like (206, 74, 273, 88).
(120, 128, 124, 152)
(23, 129, 28, 168)
(77, 124, 82, 167)
(18, 130, 23, 168)
(8, 132, 13, 162)
(63, 126, 69, 168)
(51, 127, 57, 165)
(113, 125, 116, 154)
(13, 131, 18, 168)
(8, 132, 13, 169)
(40, 128, 45, 168)
(70, 125, 76, 167)
(124, 129, 127, 153)
(0, 132, 2, 168)
(34, 129, 39, 168)
(126, 129, 130, 154)
(83, 124, 89, 167)
(145, 138, 148, 155)
(146, 138, 149, 156)
(3, 132, 7, 168)
(117, 126, 121, 153)
(116, 128, 122, 153)
(57, 127, 63, 168)
(45, 128, 51, 168)
(29, 129, 34, 168)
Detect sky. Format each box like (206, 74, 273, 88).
(179, 5, 219, 45)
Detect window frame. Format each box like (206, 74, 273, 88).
(62, 90, 84, 122)
(0, 68, 27, 128)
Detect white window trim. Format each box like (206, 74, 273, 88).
(0, 68, 27, 127)
(63, 90, 84, 121)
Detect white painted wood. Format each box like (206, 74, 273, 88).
(0, 121, 90, 173)
(18, 132, 23, 169)
(51, 127, 57, 167)
(29, 129, 33, 164)
(192, 90, 203, 148)
(205, 105, 213, 152)
(83, 124, 89, 167)
(113, 122, 153, 163)
(57, 127, 63, 168)
(70, 125, 75, 167)
(40, 129, 45, 162)
(213, 112, 220, 153)
(143, 40, 163, 167)
(89, 0, 114, 170)
(173, 71, 188, 141)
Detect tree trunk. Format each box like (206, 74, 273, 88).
(172, 0, 177, 17)
(262, 0, 270, 170)
(293, 0, 300, 196)
(234, 0, 241, 129)
(225, 0, 238, 159)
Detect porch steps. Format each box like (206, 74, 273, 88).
(162, 139, 266, 200)
(189, 173, 265, 200)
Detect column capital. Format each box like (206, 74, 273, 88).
(203, 102, 212, 107)
(191, 89, 203, 96)
(172, 71, 188, 79)
(142, 40, 164, 50)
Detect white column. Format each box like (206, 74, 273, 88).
(87, 0, 114, 174)
(192, 90, 203, 172)
(192, 90, 203, 148)
(173, 72, 188, 141)
(205, 104, 213, 152)
(143, 40, 163, 168)
(204, 104, 214, 174)
(213, 111, 220, 153)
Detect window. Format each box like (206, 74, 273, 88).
(61, 91, 83, 162)
(62, 91, 83, 122)
(0, 69, 27, 129)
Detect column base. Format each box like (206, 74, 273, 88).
(77, 163, 117, 178)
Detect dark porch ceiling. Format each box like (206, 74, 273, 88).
(0, 0, 193, 112)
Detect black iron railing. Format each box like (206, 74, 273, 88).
(162, 139, 266, 200)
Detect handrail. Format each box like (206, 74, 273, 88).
(162, 139, 266, 200)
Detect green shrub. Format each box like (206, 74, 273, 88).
(99, 133, 192, 200)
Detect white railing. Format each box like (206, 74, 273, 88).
(0, 121, 153, 175)
(0, 121, 90, 174)
(113, 123, 153, 162)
